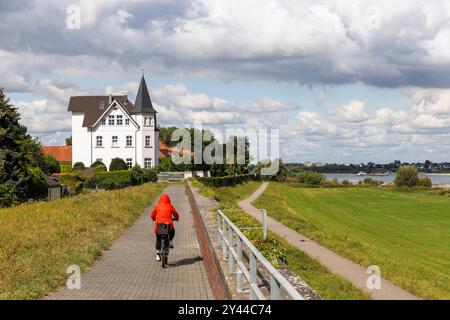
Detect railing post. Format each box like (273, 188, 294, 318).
(250, 252, 257, 300)
(261, 209, 267, 241)
(270, 275, 280, 300)
(228, 226, 234, 275)
(222, 219, 227, 260)
(236, 237, 243, 292)
(217, 215, 221, 248)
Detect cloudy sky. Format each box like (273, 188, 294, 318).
(1, 0, 450, 163)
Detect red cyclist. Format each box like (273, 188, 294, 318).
(151, 194, 179, 261)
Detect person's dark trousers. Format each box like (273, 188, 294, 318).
(155, 229, 175, 250)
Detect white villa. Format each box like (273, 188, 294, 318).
(68, 75, 159, 169)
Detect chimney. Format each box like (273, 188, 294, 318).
(123, 92, 128, 105)
(109, 94, 113, 104)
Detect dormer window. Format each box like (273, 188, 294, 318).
(99, 101, 105, 110)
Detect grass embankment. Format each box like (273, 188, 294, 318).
(253, 183, 450, 300)
(190, 179, 369, 300)
(0, 183, 165, 300)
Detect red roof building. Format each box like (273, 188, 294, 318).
(42, 146, 72, 163)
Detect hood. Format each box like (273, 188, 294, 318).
(159, 194, 171, 204)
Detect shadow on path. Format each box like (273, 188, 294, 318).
(169, 257, 203, 267)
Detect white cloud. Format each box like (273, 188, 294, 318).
(1, 1, 450, 88)
(331, 100, 369, 123)
(15, 99, 71, 135)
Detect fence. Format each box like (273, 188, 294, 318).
(216, 209, 304, 300)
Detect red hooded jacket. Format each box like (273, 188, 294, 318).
(151, 194, 179, 233)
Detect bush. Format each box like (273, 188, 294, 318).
(342, 179, 352, 186)
(142, 168, 157, 182)
(363, 178, 383, 187)
(109, 158, 128, 171)
(60, 173, 82, 194)
(90, 160, 107, 172)
(85, 170, 133, 190)
(131, 165, 144, 185)
(26, 167, 48, 200)
(394, 166, 419, 187)
(73, 162, 86, 170)
(60, 163, 72, 173)
(41, 156, 60, 175)
(60, 173, 82, 185)
(0, 183, 17, 207)
(74, 181, 84, 194)
(297, 171, 326, 186)
(197, 174, 254, 187)
(417, 176, 432, 188)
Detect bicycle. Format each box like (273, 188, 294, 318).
(157, 223, 170, 268)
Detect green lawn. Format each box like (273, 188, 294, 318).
(192, 179, 369, 300)
(253, 183, 450, 299)
(0, 183, 165, 300)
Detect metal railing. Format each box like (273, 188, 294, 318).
(216, 209, 304, 300)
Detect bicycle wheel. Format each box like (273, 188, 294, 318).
(162, 252, 168, 268)
(161, 239, 167, 268)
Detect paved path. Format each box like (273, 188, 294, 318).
(238, 182, 420, 300)
(45, 184, 213, 300)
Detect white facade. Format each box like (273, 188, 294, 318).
(72, 99, 159, 169)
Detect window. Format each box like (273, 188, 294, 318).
(144, 158, 152, 169)
(144, 117, 151, 127)
(101, 118, 106, 125)
(108, 115, 115, 126)
(116, 115, 123, 125)
(125, 118, 130, 125)
(126, 135, 132, 147)
(99, 101, 105, 109)
(145, 135, 152, 148)
(96, 136, 103, 147)
(126, 158, 133, 169)
(112, 136, 118, 147)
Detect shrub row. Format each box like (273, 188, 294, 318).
(197, 174, 255, 187)
(84, 170, 133, 190)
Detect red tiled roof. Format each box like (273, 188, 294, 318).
(159, 141, 172, 158)
(42, 146, 72, 162)
(159, 141, 193, 158)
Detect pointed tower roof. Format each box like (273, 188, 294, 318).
(132, 74, 157, 114)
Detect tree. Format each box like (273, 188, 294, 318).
(72, 162, 86, 170)
(109, 158, 128, 171)
(66, 136, 72, 146)
(27, 167, 48, 200)
(0, 88, 31, 206)
(41, 155, 60, 175)
(254, 158, 289, 181)
(21, 136, 60, 174)
(131, 164, 144, 185)
(297, 171, 326, 185)
(394, 166, 418, 187)
(90, 160, 107, 172)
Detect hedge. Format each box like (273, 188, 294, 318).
(85, 170, 133, 190)
(109, 158, 128, 171)
(196, 174, 255, 187)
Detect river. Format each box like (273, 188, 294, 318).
(324, 173, 450, 186)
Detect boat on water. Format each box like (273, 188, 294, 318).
(356, 171, 389, 176)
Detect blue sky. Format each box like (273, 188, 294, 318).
(2, 0, 450, 163)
